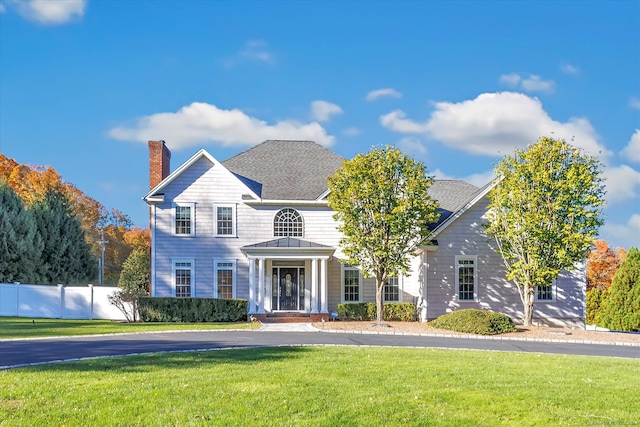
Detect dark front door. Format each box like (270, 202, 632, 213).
(279, 268, 298, 310)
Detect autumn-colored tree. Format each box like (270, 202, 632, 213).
(1, 153, 149, 285)
(587, 240, 627, 291)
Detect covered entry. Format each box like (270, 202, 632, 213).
(242, 237, 334, 315)
(272, 263, 305, 311)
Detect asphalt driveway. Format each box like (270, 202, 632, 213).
(2, 329, 639, 369)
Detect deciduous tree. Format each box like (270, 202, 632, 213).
(328, 146, 439, 323)
(587, 240, 626, 291)
(485, 137, 605, 326)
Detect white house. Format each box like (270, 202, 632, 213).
(143, 140, 585, 327)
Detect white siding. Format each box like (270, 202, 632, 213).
(422, 196, 585, 328)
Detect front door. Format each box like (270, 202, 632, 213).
(272, 267, 305, 311)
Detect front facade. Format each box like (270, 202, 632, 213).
(144, 140, 586, 327)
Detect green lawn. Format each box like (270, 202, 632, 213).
(0, 317, 257, 339)
(1, 347, 638, 426)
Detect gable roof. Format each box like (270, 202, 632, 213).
(427, 180, 481, 228)
(428, 178, 500, 237)
(143, 149, 261, 203)
(221, 140, 345, 200)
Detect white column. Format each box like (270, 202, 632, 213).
(258, 258, 265, 314)
(248, 259, 256, 314)
(311, 258, 318, 314)
(88, 284, 94, 320)
(320, 258, 328, 313)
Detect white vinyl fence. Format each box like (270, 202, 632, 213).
(0, 283, 126, 320)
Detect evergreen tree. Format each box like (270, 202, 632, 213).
(0, 181, 42, 283)
(31, 188, 97, 284)
(599, 247, 640, 332)
(118, 249, 150, 295)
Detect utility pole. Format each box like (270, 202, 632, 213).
(96, 229, 109, 285)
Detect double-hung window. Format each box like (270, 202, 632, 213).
(215, 204, 236, 237)
(173, 259, 194, 297)
(343, 266, 360, 302)
(455, 256, 477, 301)
(174, 203, 195, 236)
(384, 276, 400, 302)
(214, 260, 236, 299)
(535, 281, 556, 302)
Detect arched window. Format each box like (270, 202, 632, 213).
(273, 208, 303, 237)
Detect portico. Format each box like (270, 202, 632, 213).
(241, 238, 334, 316)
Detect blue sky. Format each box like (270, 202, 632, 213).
(1, 0, 639, 249)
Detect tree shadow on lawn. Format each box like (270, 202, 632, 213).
(19, 345, 313, 374)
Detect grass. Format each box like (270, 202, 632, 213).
(0, 317, 257, 339)
(1, 347, 639, 426)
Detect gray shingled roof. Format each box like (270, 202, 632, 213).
(427, 180, 481, 227)
(221, 140, 482, 227)
(222, 140, 345, 200)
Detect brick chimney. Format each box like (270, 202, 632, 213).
(148, 140, 171, 189)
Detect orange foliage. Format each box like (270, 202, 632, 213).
(587, 240, 627, 291)
(1, 153, 149, 284)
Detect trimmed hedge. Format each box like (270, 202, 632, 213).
(138, 297, 248, 322)
(337, 302, 416, 321)
(429, 309, 517, 335)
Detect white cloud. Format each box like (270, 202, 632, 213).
(397, 137, 427, 156)
(380, 110, 429, 133)
(600, 214, 640, 250)
(432, 168, 496, 187)
(365, 88, 402, 101)
(499, 73, 521, 87)
(8, 0, 86, 24)
(499, 73, 555, 93)
(310, 100, 343, 122)
(621, 129, 640, 163)
(630, 97, 640, 110)
(561, 64, 580, 75)
(108, 102, 335, 150)
(0, 3, 5, 13)
(603, 164, 640, 204)
(380, 92, 609, 159)
(521, 75, 555, 93)
(224, 40, 274, 67)
(343, 127, 362, 137)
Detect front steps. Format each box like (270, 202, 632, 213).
(252, 313, 328, 323)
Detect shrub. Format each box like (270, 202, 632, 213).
(586, 287, 607, 326)
(598, 247, 640, 332)
(138, 297, 248, 322)
(429, 309, 517, 335)
(337, 302, 416, 321)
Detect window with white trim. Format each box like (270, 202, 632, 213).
(455, 256, 477, 301)
(214, 204, 236, 237)
(174, 203, 195, 235)
(536, 280, 556, 301)
(214, 260, 236, 299)
(384, 276, 400, 302)
(274, 208, 303, 237)
(172, 259, 194, 297)
(343, 266, 360, 302)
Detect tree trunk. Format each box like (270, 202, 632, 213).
(521, 284, 535, 327)
(376, 277, 384, 324)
